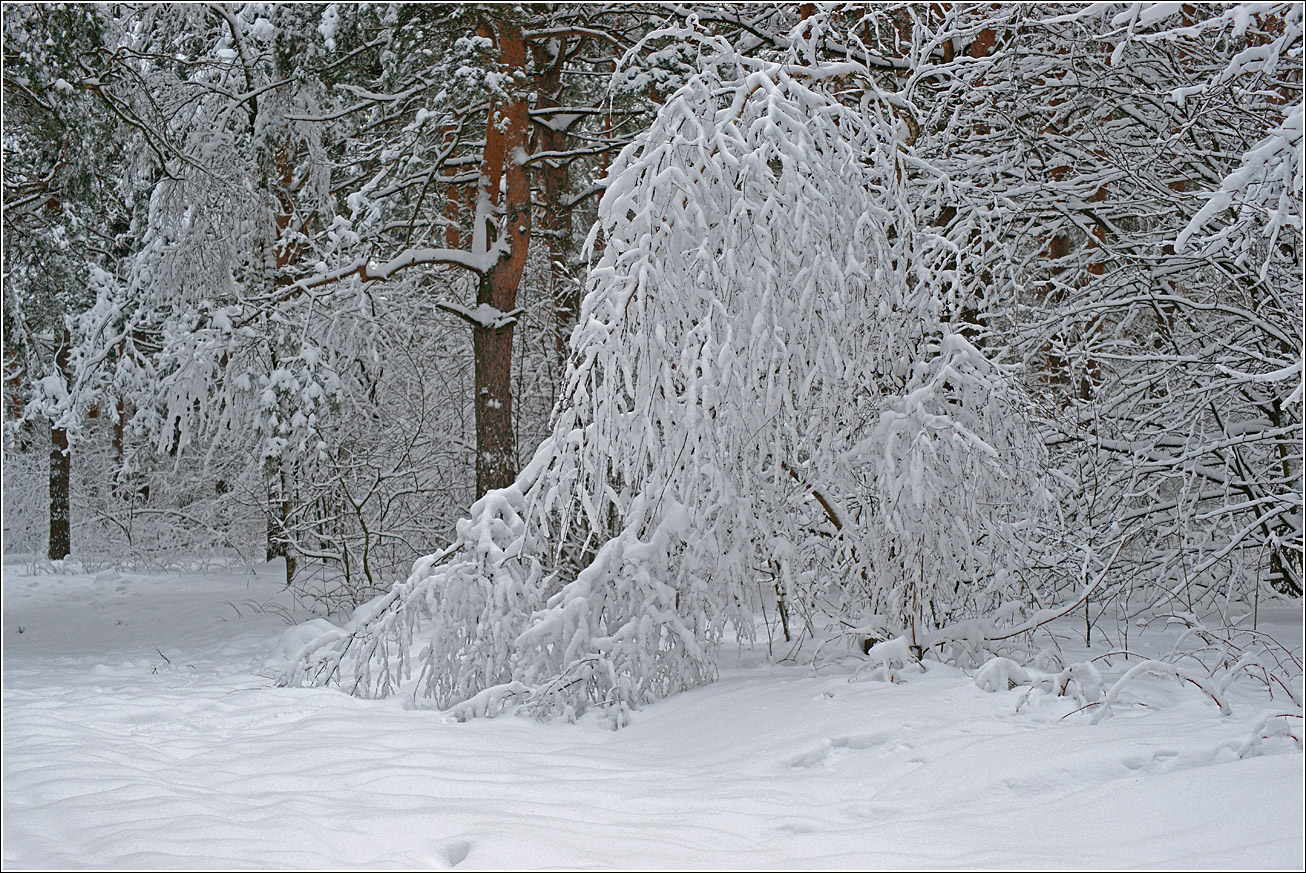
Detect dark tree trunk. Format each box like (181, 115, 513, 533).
(530, 36, 577, 372)
(266, 460, 295, 586)
(473, 293, 517, 496)
(112, 396, 125, 465)
(47, 329, 71, 560)
(48, 421, 70, 560)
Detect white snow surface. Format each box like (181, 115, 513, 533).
(3, 559, 1302, 870)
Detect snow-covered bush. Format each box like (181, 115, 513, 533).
(868, 328, 1054, 649)
(0, 437, 47, 557)
(289, 23, 1059, 721)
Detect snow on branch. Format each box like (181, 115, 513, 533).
(291, 242, 509, 293)
(1177, 101, 1303, 277)
(434, 302, 525, 331)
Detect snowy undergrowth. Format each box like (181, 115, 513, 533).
(3, 561, 1301, 869)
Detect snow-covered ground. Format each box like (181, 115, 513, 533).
(3, 558, 1302, 870)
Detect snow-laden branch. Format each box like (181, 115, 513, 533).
(434, 301, 525, 331)
(288, 241, 509, 293)
(1177, 101, 1303, 278)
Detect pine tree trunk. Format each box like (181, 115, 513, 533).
(471, 18, 531, 498)
(473, 290, 517, 496)
(48, 421, 70, 560)
(47, 329, 71, 560)
(530, 36, 576, 373)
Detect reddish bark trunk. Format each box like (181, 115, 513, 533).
(472, 296, 517, 496)
(473, 19, 531, 497)
(446, 182, 462, 249)
(531, 36, 577, 370)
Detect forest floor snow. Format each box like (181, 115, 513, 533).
(2, 558, 1303, 870)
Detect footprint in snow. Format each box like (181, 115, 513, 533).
(438, 838, 472, 868)
(784, 732, 893, 768)
(1123, 748, 1181, 771)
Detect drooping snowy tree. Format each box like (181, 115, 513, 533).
(288, 19, 1059, 721)
(706, 1, 1304, 612)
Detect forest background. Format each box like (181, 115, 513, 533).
(2, 2, 1301, 722)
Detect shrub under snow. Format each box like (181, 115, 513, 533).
(286, 26, 1060, 722)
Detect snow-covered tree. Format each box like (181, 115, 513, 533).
(3, 3, 134, 560)
(33, 4, 667, 592)
(289, 19, 1058, 721)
